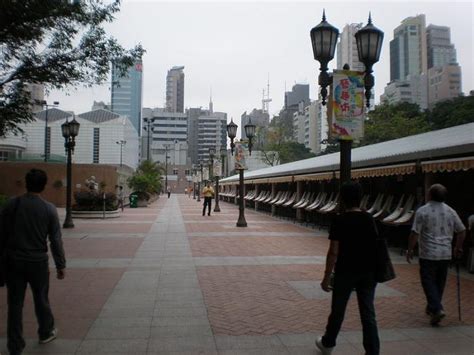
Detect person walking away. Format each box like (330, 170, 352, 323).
(407, 183, 465, 326)
(0, 169, 66, 355)
(202, 182, 215, 216)
(316, 182, 380, 355)
(117, 185, 124, 212)
(167, 186, 171, 199)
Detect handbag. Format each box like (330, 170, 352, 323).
(375, 238, 396, 283)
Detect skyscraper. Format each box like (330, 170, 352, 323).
(166, 66, 185, 113)
(111, 60, 143, 135)
(390, 14, 428, 81)
(336, 23, 365, 71)
(426, 25, 457, 68)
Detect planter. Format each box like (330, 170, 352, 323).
(137, 199, 148, 207)
(72, 209, 120, 219)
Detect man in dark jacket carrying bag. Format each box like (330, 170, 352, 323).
(0, 169, 66, 355)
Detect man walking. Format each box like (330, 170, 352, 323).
(0, 169, 66, 355)
(407, 184, 465, 326)
(202, 182, 215, 216)
(167, 186, 171, 199)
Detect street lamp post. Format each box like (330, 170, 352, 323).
(310, 11, 383, 186)
(164, 145, 169, 193)
(116, 140, 126, 167)
(192, 166, 197, 199)
(226, 119, 256, 227)
(197, 162, 203, 202)
(40, 100, 59, 162)
(220, 147, 227, 178)
(144, 117, 153, 160)
(61, 117, 80, 228)
(209, 147, 221, 212)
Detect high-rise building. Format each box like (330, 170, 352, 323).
(197, 112, 227, 163)
(293, 101, 322, 155)
(166, 66, 185, 113)
(380, 74, 428, 110)
(427, 25, 457, 69)
(285, 84, 310, 109)
(337, 23, 365, 71)
(427, 64, 462, 108)
(111, 60, 143, 135)
(390, 15, 427, 81)
(26, 83, 45, 112)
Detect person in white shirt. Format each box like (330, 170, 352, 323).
(407, 184, 465, 326)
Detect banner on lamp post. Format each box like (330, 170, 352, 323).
(214, 160, 222, 177)
(330, 69, 365, 141)
(234, 142, 248, 170)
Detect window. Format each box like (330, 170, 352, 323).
(173, 168, 179, 175)
(185, 169, 190, 175)
(0, 151, 9, 161)
(93, 128, 100, 164)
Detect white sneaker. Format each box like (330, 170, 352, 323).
(39, 328, 58, 344)
(315, 336, 334, 354)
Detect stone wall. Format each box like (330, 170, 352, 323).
(0, 162, 133, 207)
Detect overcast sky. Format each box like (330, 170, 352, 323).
(50, 0, 473, 135)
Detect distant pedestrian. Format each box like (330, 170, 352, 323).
(316, 182, 380, 355)
(0, 169, 66, 355)
(407, 183, 465, 326)
(184, 187, 188, 195)
(117, 185, 124, 212)
(202, 182, 215, 216)
(167, 186, 171, 198)
(188, 187, 192, 198)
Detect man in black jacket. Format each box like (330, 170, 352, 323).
(0, 169, 66, 355)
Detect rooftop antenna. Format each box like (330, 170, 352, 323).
(262, 73, 272, 114)
(209, 86, 213, 113)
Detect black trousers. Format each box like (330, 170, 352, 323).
(6, 258, 55, 354)
(203, 197, 212, 215)
(419, 259, 450, 314)
(322, 272, 379, 355)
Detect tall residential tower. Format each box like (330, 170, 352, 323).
(166, 66, 185, 113)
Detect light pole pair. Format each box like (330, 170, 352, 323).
(61, 117, 80, 229)
(310, 11, 383, 186)
(226, 118, 256, 227)
(39, 100, 59, 162)
(143, 117, 154, 160)
(116, 140, 126, 167)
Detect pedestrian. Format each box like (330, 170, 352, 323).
(167, 186, 171, 199)
(0, 169, 66, 355)
(184, 187, 188, 195)
(188, 187, 192, 198)
(407, 183, 465, 326)
(117, 185, 124, 212)
(316, 182, 380, 355)
(202, 181, 215, 216)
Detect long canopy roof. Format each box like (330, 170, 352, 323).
(220, 123, 474, 184)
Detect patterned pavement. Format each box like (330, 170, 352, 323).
(0, 194, 472, 354)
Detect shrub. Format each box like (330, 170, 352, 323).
(73, 190, 118, 211)
(127, 161, 162, 199)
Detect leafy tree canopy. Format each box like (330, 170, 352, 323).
(428, 96, 474, 130)
(0, 0, 145, 137)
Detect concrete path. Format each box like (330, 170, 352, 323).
(0, 194, 473, 354)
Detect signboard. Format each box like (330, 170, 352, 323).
(214, 160, 222, 177)
(234, 142, 247, 170)
(331, 70, 365, 141)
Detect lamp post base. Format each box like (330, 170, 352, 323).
(236, 169, 247, 227)
(236, 216, 247, 227)
(63, 214, 74, 229)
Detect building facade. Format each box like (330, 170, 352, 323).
(241, 109, 270, 141)
(427, 64, 462, 108)
(337, 23, 365, 71)
(380, 74, 428, 109)
(426, 24, 457, 69)
(197, 112, 227, 163)
(166, 66, 185, 113)
(111, 60, 143, 135)
(390, 14, 427, 82)
(0, 108, 139, 169)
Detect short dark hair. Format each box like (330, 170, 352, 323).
(25, 169, 48, 193)
(340, 181, 362, 209)
(429, 184, 447, 202)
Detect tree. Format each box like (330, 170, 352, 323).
(128, 160, 162, 200)
(0, 0, 145, 137)
(361, 102, 431, 146)
(428, 96, 474, 130)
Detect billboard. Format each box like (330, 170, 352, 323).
(331, 69, 365, 141)
(234, 142, 247, 170)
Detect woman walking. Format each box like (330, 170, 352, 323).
(316, 182, 380, 355)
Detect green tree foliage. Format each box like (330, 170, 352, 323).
(0, 0, 145, 137)
(361, 102, 431, 146)
(278, 142, 315, 164)
(428, 96, 474, 130)
(127, 160, 162, 200)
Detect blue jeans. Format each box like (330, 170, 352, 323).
(322, 272, 380, 355)
(419, 259, 449, 314)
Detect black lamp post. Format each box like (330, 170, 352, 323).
(61, 117, 80, 228)
(116, 140, 126, 167)
(310, 11, 383, 185)
(40, 100, 59, 162)
(220, 147, 227, 178)
(226, 118, 237, 155)
(197, 162, 203, 202)
(192, 165, 198, 199)
(143, 117, 154, 160)
(164, 145, 170, 194)
(244, 118, 256, 155)
(209, 147, 221, 212)
(209, 147, 215, 180)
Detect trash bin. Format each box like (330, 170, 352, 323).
(129, 193, 138, 208)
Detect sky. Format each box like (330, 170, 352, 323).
(49, 0, 474, 137)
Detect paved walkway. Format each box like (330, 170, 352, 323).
(0, 194, 473, 354)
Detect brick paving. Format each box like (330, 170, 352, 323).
(0, 194, 472, 354)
